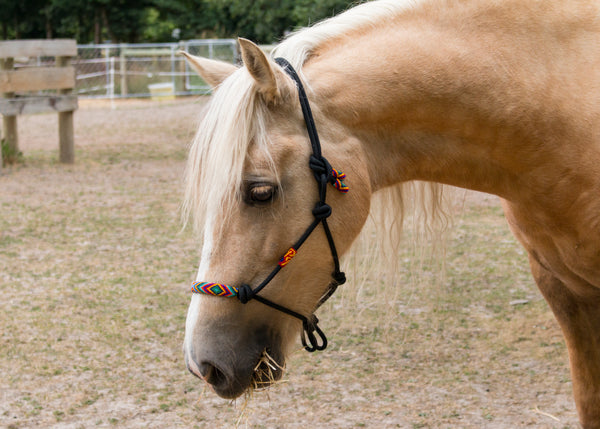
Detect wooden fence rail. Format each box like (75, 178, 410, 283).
(0, 39, 78, 170)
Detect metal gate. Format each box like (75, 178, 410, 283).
(75, 40, 238, 99)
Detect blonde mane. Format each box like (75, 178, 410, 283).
(272, 0, 424, 69)
(183, 0, 446, 251)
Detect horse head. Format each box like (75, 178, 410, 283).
(181, 39, 371, 398)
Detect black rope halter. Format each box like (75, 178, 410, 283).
(191, 57, 347, 352)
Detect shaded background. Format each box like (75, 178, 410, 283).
(0, 0, 357, 44)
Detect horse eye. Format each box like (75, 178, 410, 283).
(247, 184, 276, 204)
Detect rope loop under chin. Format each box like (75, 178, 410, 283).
(301, 315, 327, 352)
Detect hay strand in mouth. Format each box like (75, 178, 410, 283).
(233, 350, 286, 427)
(258, 350, 285, 372)
(235, 393, 253, 428)
(251, 349, 284, 390)
(194, 383, 208, 407)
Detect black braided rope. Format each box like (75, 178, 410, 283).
(233, 57, 346, 353)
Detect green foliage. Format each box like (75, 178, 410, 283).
(141, 7, 177, 43)
(291, 0, 358, 27)
(1, 138, 24, 166)
(206, 0, 298, 44)
(0, 0, 359, 44)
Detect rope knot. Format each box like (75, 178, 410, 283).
(312, 202, 332, 220)
(308, 155, 349, 193)
(308, 154, 331, 176)
(332, 270, 346, 285)
(237, 284, 254, 304)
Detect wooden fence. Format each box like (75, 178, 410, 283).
(0, 39, 78, 170)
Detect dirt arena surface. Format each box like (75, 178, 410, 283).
(1, 98, 580, 427)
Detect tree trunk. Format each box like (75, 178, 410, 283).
(13, 16, 19, 39)
(101, 6, 116, 43)
(94, 8, 101, 44)
(45, 10, 53, 39)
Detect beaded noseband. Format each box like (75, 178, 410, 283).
(191, 57, 347, 352)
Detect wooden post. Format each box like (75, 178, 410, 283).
(0, 61, 3, 172)
(57, 56, 74, 163)
(0, 100, 2, 174)
(0, 40, 78, 164)
(1, 57, 18, 158)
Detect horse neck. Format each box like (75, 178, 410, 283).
(303, 1, 598, 202)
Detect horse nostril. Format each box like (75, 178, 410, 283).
(199, 361, 228, 388)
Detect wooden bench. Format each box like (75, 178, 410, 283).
(0, 39, 78, 170)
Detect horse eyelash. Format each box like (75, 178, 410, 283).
(243, 182, 278, 206)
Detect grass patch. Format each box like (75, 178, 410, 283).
(1, 138, 23, 166)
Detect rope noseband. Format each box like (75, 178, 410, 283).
(191, 57, 347, 352)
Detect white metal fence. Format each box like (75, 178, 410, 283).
(75, 39, 238, 99)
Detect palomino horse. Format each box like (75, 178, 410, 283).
(181, 0, 600, 426)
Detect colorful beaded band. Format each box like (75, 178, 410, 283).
(191, 282, 239, 297)
(278, 247, 297, 267)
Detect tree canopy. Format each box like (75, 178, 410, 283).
(0, 0, 358, 44)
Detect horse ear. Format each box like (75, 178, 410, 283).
(238, 38, 292, 103)
(178, 51, 238, 88)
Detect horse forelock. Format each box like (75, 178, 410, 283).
(182, 68, 274, 236)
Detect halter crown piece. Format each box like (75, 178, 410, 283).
(191, 57, 348, 352)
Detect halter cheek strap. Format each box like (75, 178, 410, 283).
(191, 57, 347, 353)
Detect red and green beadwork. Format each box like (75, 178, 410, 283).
(278, 247, 297, 267)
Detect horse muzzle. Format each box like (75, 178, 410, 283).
(184, 325, 285, 399)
